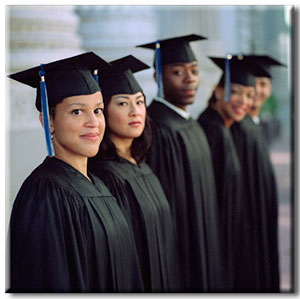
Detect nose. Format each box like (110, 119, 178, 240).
(184, 70, 196, 83)
(85, 111, 99, 127)
(129, 102, 139, 116)
(239, 92, 253, 108)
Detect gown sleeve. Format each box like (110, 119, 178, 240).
(9, 175, 86, 292)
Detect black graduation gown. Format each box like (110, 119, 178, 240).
(88, 158, 178, 292)
(230, 115, 280, 292)
(198, 107, 244, 291)
(8, 157, 144, 293)
(147, 100, 224, 292)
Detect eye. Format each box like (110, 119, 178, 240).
(173, 70, 183, 76)
(137, 99, 145, 105)
(72, 109, 82, 115)
(94, 108, 104, 115)
(118, 101, 128, 106)
(231, 88, 239, 95)
(247, 93, 255, 100)
(191, 69, 199, 75)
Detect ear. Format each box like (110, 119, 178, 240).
(214, 85, 225, 101)
(39, 112, 43, 127)
(39, 112, 54, 134)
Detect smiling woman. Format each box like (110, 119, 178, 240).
(7, 53, 144, 293)
(197, 55, 273, 291)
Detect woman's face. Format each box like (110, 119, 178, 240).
(219, 83, 256, 123)
(253, 77, 272, 110)
(50, 91, 105, 160)
(106, 91, 146, 142)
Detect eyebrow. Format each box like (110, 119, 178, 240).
(169, 62, 199, 67)
(68, 102, 104, 107)
(113, 94, 143, 100)
(113, 95, 130, 100)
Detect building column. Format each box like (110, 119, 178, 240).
(6, 5, 83, 222)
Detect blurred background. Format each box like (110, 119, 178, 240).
(5, 5, 293, 292)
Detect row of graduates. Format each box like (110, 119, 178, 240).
(7, 34, 283, 293)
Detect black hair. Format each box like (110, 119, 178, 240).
(91, 92, 152, 165)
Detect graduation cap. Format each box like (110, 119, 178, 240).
(136, 34, 207, 66)
(98, 55, 150, 102)
(209, 54, 267, 102)
(242, 55, 285, 78)
(8, 52, 111, 157)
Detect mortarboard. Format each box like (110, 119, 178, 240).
(98, 55, 150, 101)
(8, 52, 111, 156)
(136, 34, 207, 66)
(8, 52, 111, 111)
(242, 55, 285, 78)
(209, 54, 267, 102)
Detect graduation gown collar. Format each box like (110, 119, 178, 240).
(43, 157, 107, 197)
(202, 106, 226, 126)
(153, 96, 191, 119)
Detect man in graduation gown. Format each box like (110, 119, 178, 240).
(137, 35, 224, 292)
(230, 55, 285, 292)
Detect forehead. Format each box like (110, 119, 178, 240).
(111, 91, 144, 99)
(231, 83, 255, 91)
(255, 77, 271, 83)
(164, 61, 198, 68)
(61, 91, 103, 104)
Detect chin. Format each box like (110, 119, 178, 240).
(184, 97, 195, 105)
(234, 114, 246, 122)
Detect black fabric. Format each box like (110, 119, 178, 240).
(146, 100, 225, 292)
(136, 34, 206, 66)
(242, 55, 285, 78)
(99, 55, 150, 100)
(198, 107, 244, 291)
(230, 115, 280, 292)
(209, 56, 260, 87)
(88, 158, 178, 292)
(8, 157, 144, 293)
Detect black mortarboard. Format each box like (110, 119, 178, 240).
(98, 55, 150, 101)
(209, 55, 268, 102)
(8, 52, 111, 111)
(136, 34, 207, 65)
(8, 52, 111, 157)
(242, 55, 285, 78)
(209, 55, 265, 87)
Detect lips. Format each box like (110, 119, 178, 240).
(80, 132, 100, 141)
(182, 88, 196, 97)
(232, 105, 246, 116)
(128, 121, 142, 127)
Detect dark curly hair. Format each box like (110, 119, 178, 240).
(90, 92, 152, 165)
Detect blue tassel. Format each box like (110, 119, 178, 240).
(39, 64, 55, 157)
(155, 41, 164, 98)
(93, 70, 99, 83)
(224, 54, 231, 102)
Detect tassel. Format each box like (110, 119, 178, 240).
(155, 41, 164, 98)
(224, 54, 232, 102)
(93, 69, 99, 83)
(39, 64, 55, 157)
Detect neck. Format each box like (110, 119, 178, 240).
(211, 104, 234, 129)
(110, 135, 137, 165)
(249, 107, 260, 117)
(163, 96, 187, 111)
